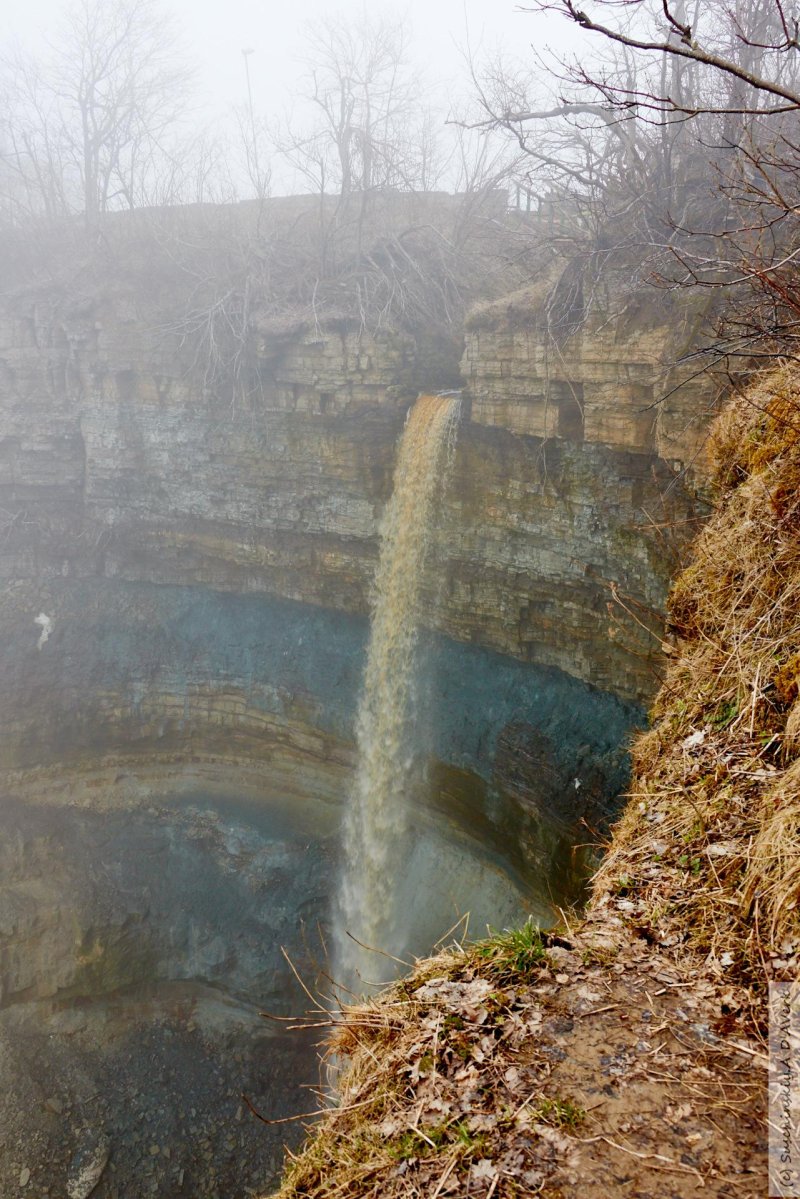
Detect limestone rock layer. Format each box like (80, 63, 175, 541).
(0, 232, 711, 1199)
(0, 281, 703, 705)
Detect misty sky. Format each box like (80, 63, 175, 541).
(0, 1, 563, 124)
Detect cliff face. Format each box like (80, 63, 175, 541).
(463, 273, 716, 467)
(0, 257, 707, 993)
(0, 276, 703, 705)
(0, 228, 714, 1198)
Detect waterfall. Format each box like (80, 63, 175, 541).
(334, 393, 461, 991)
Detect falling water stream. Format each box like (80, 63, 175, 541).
(335, 393, 461, 990)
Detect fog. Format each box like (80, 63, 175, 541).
(2, 0, 552, 112)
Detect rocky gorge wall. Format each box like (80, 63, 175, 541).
(0, 271, 705, 706)
(0, 225, 714, 1197)
(0, 251, 713, 996)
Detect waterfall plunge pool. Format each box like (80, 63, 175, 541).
(0, 763, 554, 1198)
(0, 580, 640, 1196)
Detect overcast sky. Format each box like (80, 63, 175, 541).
(0, 0, 565, 121)
(0, 1, 584, 199)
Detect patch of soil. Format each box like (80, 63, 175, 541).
(270, 918, 765, 1198)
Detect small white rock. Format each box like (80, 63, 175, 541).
(706, 842, 735, 858)
(66, 1132, 110, 1199)
(34, 612, 53, 650)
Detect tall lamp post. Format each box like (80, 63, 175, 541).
(241, 47, 261, 198)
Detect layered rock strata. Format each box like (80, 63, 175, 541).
(463, 273, 718, 467)
(0, 279, 703, 703)
(0, 577, 634, 1198)
(0, 221, 714, 1197)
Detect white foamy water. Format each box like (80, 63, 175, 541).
(334, 393, 461, 991)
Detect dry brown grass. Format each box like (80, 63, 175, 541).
(268, 921, 766, 1199)
(271, 931, 559, 1199)
(594, 365, 800, 992)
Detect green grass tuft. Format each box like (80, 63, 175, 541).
(533, 1096, 586, 1129)
(470, 919, 548, 980)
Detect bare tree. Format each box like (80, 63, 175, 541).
(519, 1, 800, 118)
(465, 1, 800, 365)
(272, 11, 449, 265)
(301, 13, 421, 196)
(0, 0, 195, 228)
(0, 52, 72, 224)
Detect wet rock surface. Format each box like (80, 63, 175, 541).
(0, 796, 334, 1008)
(0, 773, 552, 1195)
(0, 792, 330, 1195)
(0, 282, 704, 704)
(0, 986, 315, 1198)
